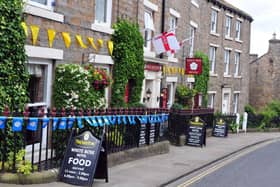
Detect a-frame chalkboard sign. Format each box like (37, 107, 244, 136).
(59, 128, 108, 186)
(212, 118, 228, 137)
(186, 116, 206, 147)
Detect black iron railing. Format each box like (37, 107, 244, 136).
(0, 107, 169, 174)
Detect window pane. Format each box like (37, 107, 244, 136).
(31, 0, 47, 5)
(95, 0, 107, 23)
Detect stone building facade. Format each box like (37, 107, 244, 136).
(23, 0, 252, 114)
(249, 34, 280, 111)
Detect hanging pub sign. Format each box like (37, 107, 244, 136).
(59, 129, 108, 186)
(212, 118, 228, 137)
(185, 58, 202, 75)
(186, 116, 206, 147)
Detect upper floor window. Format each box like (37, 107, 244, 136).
(189, 26, 196, 57)
(225, 16, 232, 38)
(209, 46, 217, 73)
(210, 10, 218, 33)
(144, 9, 155, 50)
(235, 20, 241, 40)
(224, 49, 231, 75)
(95, 0, 112, 27)
(169, 16, 177, 33)
(234, 52, 240, 76)
(28, 0, 54, 10)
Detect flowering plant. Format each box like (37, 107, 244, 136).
(85, 65, 113, 90)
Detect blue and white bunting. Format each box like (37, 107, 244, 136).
(52, 117, 59, 131)
(96, 116, 103, 126)
(128, 115, 136, 125)
(42, 118, 50, 128)
(103, 116, 110, 125)
(137, 115, 148, 124)
(27, 118, 38, 131)
(90, 116, 98, 127)
(77, 117, 83, 128)
(12, 117, 23, 132)
(117, 115, 122, 124)
(0, 116, 7, 129)
(108, 115, 116, 125)
(122, 116, 127, 125)
(67, 117, 75, 129)
(58, 117, 67, 130)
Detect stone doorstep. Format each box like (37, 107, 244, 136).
(0, 141, 170, 184)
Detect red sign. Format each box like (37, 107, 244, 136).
(145, 63, 161, 72)
(185, 58, 202, 75)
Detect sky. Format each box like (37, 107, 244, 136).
(226, 0, 280, 56)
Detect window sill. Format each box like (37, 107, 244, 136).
(210, 73, 218, 77)
(91, 24, 114, 34)
(24, 4, 64, 23)
(225, 36, 233, 41)
(210, 32, 220, 37)
(234, 75, 242, 79)
(223, 74, 232, 78)
(235, 39, 243, 43)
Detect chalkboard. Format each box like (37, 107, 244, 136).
(148, 123, 156, 145)
(186, 117, 206, 147)
(212, 119, 228, 137)
(59, 130, 107, 186)
(139, 123, 147, 146)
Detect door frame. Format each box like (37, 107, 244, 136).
(222, 88, 231, 114)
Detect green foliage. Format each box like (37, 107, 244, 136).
(194, 51, 210, 107)
(175, 84, 197, 107)
(171, 103, 184, 110)
(53, 64, 105, 109)
(0, 0, 30, 111)
(258, 100, 280, 129)
(229, 122, 239, 133)
(3, 149, 35, 175)
(244, 104, 256, 115)
(111, 19, 144, 107)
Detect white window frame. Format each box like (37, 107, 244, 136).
(233, 92, 240, 114)
(234, 52, 240, 76)
(224, 49, 231, 75)
(191, 0, 199, 8)
(225, 16, 232, 38)
(169, 15, 177, 33)
(235, 20, 241, 40)
(144, 9, 154, 52)
(91, 0, 113, 34)
(189, 26, 196, 57)
(24, 0, 64, 22)
(209, 46, 217, 74)
(210, 10, 218, 33)
(207, 92, 216, 109)
(27, 0, 54, 11)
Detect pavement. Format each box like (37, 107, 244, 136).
(1, 132, 280, 187)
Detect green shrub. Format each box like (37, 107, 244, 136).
(175, 84, 197, 107)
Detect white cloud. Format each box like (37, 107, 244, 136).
(226, 0, 279, 55)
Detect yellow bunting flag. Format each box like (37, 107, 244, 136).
(97, 39, 103, 47)
(182, 68, 185, 76)
(107, 40, 113, 56)
(30, 25, 39, 45)
(47, 29, 56, 48)
(62, 32, 71, 48)
(75, 35, 87, 48)
(87, 37, 98, 51)
(21, 22, 28, 37)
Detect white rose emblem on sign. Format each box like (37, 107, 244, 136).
(190, 62, 198, 70)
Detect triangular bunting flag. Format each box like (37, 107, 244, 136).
(30, 25, 40, 45)
(97, 39, 103, 48)
(67, 117, 75, 129)
(42, 118, 50, 128)
(96, 116, 103, 126)
(12, 118, 24, 132)
(87, 37, 98, 51)
(47, 29, 56, 48)
(27, 118, 38, 131)
(77, 117, 83, 128)
(103, 116, 110, 125)
(52, 117, 59, 131)
(21, 22, 28, 37)
(128, 115, 136, 125)
(0, 117, 7, 129)
(107, 40, 113, 56)
(58, 117, 67, 130)
(75, 35, 87, 48)
(62, 32, 71, 48)
(108, 115, 116, 125)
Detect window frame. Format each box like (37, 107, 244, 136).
(224, 49, 231, 75)
(235, 20, 241, 40)
(225, 16, 232, 38)
(28, 0, 54, 11)
(207, 93, 215, 108)
(210, 10, 218, 33)
(233, 93, 239, 114)
(94, 0, 112, 27)
(234, 52, 240, 76)
(209, 46, 217, 73)
(144, 9, 154, 51)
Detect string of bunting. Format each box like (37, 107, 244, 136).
(0, 114, 169, 132)
(21, 22, 114, 55)
(163, 65, 185, 76)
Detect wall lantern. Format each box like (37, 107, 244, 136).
(143, 88, 152, 102)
